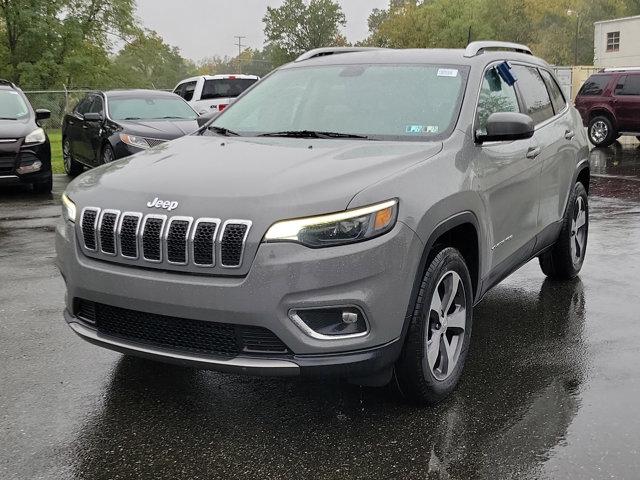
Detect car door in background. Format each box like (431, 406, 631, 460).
(612, 74, 640, 132)
(66, 95, 92, 161)
(83, 95, 105, 166)
(474, 64, 542, 277)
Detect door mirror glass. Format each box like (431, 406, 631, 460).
(477, 112, 534, 143)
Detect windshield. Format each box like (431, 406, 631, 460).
(108, 96, 198, 121)
(210, 64, 469, 140)
(0, 90, 29, 120)
(201, 78, 258, 100)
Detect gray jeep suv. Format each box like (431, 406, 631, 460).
(56, 42, 590, 404)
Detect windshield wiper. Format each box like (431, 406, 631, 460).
(123, 117, 142, 120)
(208, 125, 240, 136)
(0, 117, 17, 120)
(259, 130, 370, 139)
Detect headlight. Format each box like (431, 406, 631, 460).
(61, 193, 77, 223)
(120, 133, 149, 149)
(264, 199, 398, 248)
(24, 127, 46, 144)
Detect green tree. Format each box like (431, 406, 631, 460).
(263, 0, 347, 64)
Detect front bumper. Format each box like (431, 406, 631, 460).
(0, 141, 51, 185)
(56, 218, 422, 378)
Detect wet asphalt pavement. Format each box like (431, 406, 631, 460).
(1, 144, 640, 480)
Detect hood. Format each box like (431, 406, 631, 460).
(67, 135, 442, 221)
(118, 118, 199, 140)
(0, 117, 34, 140)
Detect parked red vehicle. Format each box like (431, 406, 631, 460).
(574, 68, 640, 147)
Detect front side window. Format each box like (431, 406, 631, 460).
(211, 64, 469, 141)
(108, 96, 198, 121)
(201, 78, 258, 100)
(578, 75, 612, 96)
(540, 69, 567, 113)
(88, 96, 104, 114)
(512, 65, 554, 124)
(75, 96, 93, 115)
(616, 75, 640, 96)
(0, 90, 29, 120)
(607, 31, 620, 52)
(475, 66, 520, 136)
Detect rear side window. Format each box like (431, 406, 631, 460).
(578, 75, 612, 96)
(540, 69, 567, 113)
(513, 65, 554, 124)
(615, 75, 640, 96)
(201, 78, 258, 100)
(476, 66, 520, 136)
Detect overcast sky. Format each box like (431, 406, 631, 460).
(135, 0, 389, 61)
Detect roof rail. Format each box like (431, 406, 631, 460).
(295, 47, 384, 62)
(0, 78, 16, 88)
(464, 41, 532, 58)
(602, 67, 640, 72)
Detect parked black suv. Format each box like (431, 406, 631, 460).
(61, 89, 199, 176)
(0, 80, 52, 193)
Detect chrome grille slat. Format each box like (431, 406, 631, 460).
(79, 208, 250, 271)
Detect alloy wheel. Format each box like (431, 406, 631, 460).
(103, 146, 114, 164)
(590, 120, 608, 144)
(571, 196, 587, 264)
(424, 270, 467, 381)
(63, 139, 71, 172)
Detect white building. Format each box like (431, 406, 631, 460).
(594, 15, 640, 68)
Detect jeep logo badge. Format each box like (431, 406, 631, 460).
(147, 197, 179, 211)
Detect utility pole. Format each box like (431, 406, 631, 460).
(234, 36, 246, 73)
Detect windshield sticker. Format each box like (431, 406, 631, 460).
(437, 68, 458, 77)
(405, 125, 439, 134)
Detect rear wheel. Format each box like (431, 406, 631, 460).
(63, 137, 83, 176)
(539, 182, 588, 279)
(396, 247, 473, 405)
(588, 116, 616, 147)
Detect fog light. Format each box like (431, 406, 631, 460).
(289, 306, 368, 340)
(16, 160, 42, 175)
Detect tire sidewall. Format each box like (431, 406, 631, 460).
(102, 144, 115, 164)
(570, 183, 589, 272)
(397, 247, 474, 403)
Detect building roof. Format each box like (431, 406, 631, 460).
(594, 14, 640, 25)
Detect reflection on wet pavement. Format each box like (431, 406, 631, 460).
(1, 144, 640, 479)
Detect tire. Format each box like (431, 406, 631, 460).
(32, 175, 52, 194)
(396, 247, 473, 405)
(588, 116, 616, 147)
(101, 143, 115, 164)
(63, 137, 83, 176)
(539, 182, 588, 279)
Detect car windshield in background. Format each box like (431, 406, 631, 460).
(211, 64, 469, 141)
(201, 78, 258, 100)
(108, 97, 198, 121)
(0, 90, 29, 120)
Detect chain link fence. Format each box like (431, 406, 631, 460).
(24, 89, 93, 130)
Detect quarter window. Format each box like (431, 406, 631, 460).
(578, 75, 612, 96)
(512, 65, 554, 124)
(606, 31, 620, 52)
(540, 69, 567, 114)
(476, 66, 520, 136)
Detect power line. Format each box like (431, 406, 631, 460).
(234, 35, 246, 72)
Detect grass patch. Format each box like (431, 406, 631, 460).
(48, 129, 64, 174)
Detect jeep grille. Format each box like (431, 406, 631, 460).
(78, 208, 251, 270)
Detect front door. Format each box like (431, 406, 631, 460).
(613, 74, 640, 132)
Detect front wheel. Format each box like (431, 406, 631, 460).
(63, 138, 83, 176)
(539, 182, 589, 279)
(396, 247, 473, 405)
(588, 116, 616, 147)
(101, 143, 115, 164)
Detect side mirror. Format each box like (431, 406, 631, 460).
(83, 112, 103, 122)
(35, 109, 51, 121)
(477, 112, 535, 143)
(197, 111, 220, 128)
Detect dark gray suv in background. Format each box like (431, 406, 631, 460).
(56, 42, 590, 405)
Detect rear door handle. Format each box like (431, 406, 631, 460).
(565, 130, 575, 140)
(526, 146, 541, 159)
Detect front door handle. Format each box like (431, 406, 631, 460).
(526, 146, 541, 159)
(565, 130, 575, 140)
